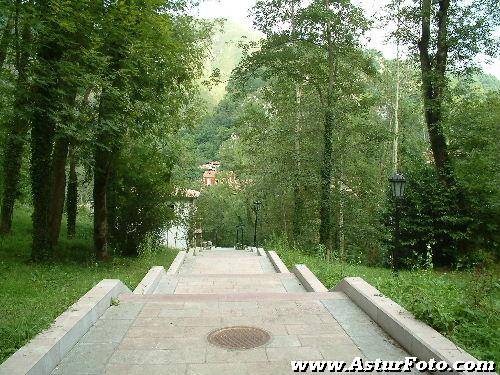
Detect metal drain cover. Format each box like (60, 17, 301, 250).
(207, 326, 271, 349)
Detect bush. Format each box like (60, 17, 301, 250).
(109, 136, 176, 256)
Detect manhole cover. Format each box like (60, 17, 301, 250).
(207, 326, 271, 349)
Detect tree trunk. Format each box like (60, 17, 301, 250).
(319, 106, 334, 259)
(0, 121, 27, 234)
(66, 145, 77, 239)
(47, 84, 76, 245)
(418, 0, 454, 186)
(93, 135, 112, 261)
(31, 118, 56, 260)
(48, 137, 69, 245)
(319, 3, 336, 260)
(30, 34, 63, 261)
(0, 13, 30, 234)
(292, 185, 303, 243)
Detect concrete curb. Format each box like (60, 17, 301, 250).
(334, 277, 492, 372)
(0, 279, 130, 375)
(133, 266, 166, 294)
(257, 248, 266, 256)
(291, 264, 328, 292)
(266, 251, 290, 273)
(166, 251, 186, 275)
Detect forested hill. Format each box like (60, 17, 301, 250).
(203, 20, 262, 105)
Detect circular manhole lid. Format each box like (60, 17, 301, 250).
(207, 326, 271, 350)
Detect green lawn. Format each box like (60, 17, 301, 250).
(275, 246, 500, 363)
(0, 206, 178, 364)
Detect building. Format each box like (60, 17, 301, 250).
(163, 189, 200, 250)
(202, 169, 217, 186)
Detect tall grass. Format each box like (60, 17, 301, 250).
(270, 239, 500, 363)
(0, 206, 178, 363)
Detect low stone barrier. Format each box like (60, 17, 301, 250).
(292, 264, 328, 292)
(133, 266, 166, 294)
(266, 250, 290, 273)
(334, 277, 493, 373)
(166, 250, 186, 274)
(0, 279, 130, 375)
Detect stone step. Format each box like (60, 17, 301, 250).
(153, 273, 306, 294)
(120, 291, 348, 302)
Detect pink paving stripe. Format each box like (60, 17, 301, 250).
(168, 274, 296, 278)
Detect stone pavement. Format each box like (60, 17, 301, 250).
(51, 248, 415, 374)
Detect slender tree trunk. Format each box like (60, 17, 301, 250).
(0, 124, 27, 234)
(66, 144, 78, 239)
(290, 0, 303, 246)
(93, 134, 112, 261)
(0, 12, 30, 234)
(48, 137, 69, 245)
(47, 84, 76, 245)
(319, 104, 334, 259)
(292, 104, 303, 243)
(337, 154, 345, 261)
(292, 185, 302, 242)
(92, 17, 126, 260)
(319, 4, 336, 260)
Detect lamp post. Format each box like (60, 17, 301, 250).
(235, 223, 244, 249)
(389, 173, 406, 271)
(253, 200, 262, 248)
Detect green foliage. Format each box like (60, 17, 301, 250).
(108, 134, 177, 256)
(0, 206, 178, 363)
(193, 183, 254, 246)
(388, 87, 500, 268)
(272, 241, 500, 363)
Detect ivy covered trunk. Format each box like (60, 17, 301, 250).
(30, 13, 63, 260)
(66, 145, 77, 239)
(0, 128, 27, 234)
(31, 110, 57, 260)
(47, 86, 76, 245)
(0, 18, 30, 234)
(93, 134, 112, 261)
(0, 92, 28, 235)
(48, 137, 69, 245)
(418, 0, 454, 186)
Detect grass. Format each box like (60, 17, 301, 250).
(0, 206, 178, 364)
(274, 245, 500, 363)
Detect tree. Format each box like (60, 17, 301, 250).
(241, 0, 371, 258)
(93, 0, 212, 259)
(389, 0, 499, 185)
(29, 0, 97, 260)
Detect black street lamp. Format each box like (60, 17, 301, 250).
(253, 200, 262, 248)
(235, 223, 244, 248)
(389, 173, 406, 271)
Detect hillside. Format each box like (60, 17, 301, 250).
(203, 20, 262, 104)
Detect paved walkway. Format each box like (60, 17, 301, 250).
(52, 248, 414, 374)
